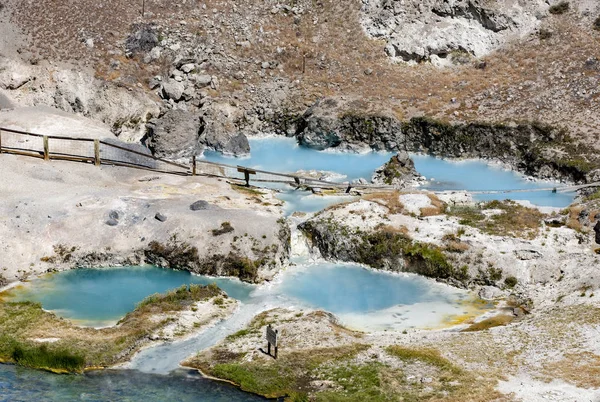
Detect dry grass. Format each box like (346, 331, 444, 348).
(543, 352, 600, 388)
(565, 205, 584, 231)
(448, 200, 545, 239)
(461, 315, 514, 332)
(364, 191, 404, 214)
(7, 0, 600, 149)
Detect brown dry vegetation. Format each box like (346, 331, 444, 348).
(448, 200, 545, 239)
(364, 191, 405, 214)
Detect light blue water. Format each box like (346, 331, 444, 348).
(277, 263, 463, 314)
(0, 365, 265, 402)
(4, 266, 255, 327)
(411, 155, 575, 207)
(3, 264, 469, 330)
(203, 136, 391, 182)
(203, 137, 575, 207)
(277, 190, 356, 215)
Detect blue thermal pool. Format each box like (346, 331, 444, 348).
(202, 136, 575, 207)
(2, 264, 486, 332)
(2, 266, 255, 327)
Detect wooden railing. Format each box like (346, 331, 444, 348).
(0, 127, 595, 195)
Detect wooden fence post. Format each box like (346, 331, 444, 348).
(94, 139, 101, 166)
(43, 136, 49, 161)
(192, 155, 197, 176)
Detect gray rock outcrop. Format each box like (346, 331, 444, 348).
(199, 103, 250, 156)
(190, 200, 210, 211)
(296, 97, 402, 152)
(145, 109, 203, 159)
(371, 151, 418, 187)
(360, 0, 544, 63)
(293, 97, 591, 183)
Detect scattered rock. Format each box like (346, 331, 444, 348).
(155, 212, 167, 222)
(198, 103, 250, 156)
(194, 75, 213, 88)
(544, 216, 566, 227)
(190, 200, 210, 211)
(161, 79, 185, 102)
(514, 250, 543, 260)
(371, 151, 418, 187)
(109, 210, 120, 220)
(595, 220, 600, 244)
(106, 218, 118, 226)
(125, 23, 159, 54)
(479, 286, 505, 300)
(180, 63, 196, 73)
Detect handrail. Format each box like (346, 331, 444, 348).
(0, 126, 598, 195)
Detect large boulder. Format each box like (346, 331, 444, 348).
(161, 79, 185, 102)
(145, 110, 203, 159)
(198, 103, 250, 156)
(371, 151, 418, 187)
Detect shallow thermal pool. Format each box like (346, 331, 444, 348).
(2, 266, 255, 327)
(2, 264, 488, 332)
(202, 136, 575, 208)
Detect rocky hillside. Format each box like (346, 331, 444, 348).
(0, 0, 599, 165)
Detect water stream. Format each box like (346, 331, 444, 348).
(0, 136, 576, 399)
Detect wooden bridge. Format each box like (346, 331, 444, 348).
(0, 126, 597, 196)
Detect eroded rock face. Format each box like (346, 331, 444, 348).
(293, 97, 590, 183)
(371, 151, 419, 187)
(296, 97, 402, 152)
(199, 102, 250, 156)
(360, 0, 544, 63)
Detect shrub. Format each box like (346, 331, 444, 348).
(504, 276, 518, 288)
(212, 222, 234, 236)
(549, 2, 569, 15)
(539, 29, 553, 39)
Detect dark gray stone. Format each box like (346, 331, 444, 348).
(106, 218, 119, 226)
(198, 103, 250, 156)
(109, 210, 120, 220)
(146, 109, 203, 159)
(594, 220, 600, 244)
(190, 200, 210, 211)
(155, 212, 167, 222)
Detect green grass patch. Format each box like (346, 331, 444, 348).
(212, 363, 298, 398)
(4, 338, 84, 373)
(316, 363, 392, 402)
